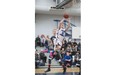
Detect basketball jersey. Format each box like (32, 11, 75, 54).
(50, 28, 65, 47)
(58, 28, 65, 37)
(56, 28, 65, 43)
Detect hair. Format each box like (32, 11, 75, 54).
(59, 23, 64, 29)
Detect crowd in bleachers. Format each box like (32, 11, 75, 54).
(35, 34, 81, 69)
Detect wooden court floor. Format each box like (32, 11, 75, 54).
(35, 67, 80, 73)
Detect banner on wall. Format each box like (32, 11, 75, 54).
(72, 27, 81, 39)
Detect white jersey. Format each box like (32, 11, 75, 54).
(57, 28, 65, 43)
(53, 38, 62, 46)
(53, 28, 66, 47)
(58, 28, 65, 37)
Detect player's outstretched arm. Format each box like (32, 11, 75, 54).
(65, 18, 71, 32)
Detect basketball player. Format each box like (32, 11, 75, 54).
(45, 16, 71, 73)
(44, 29, 62, 72)
(51, 17, 71, 51)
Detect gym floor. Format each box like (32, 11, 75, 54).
(35, 67, 80, 75)
(35, 72, 80, 75)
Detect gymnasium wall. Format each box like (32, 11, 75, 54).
(35, 0, 56, 7)
(35, 14, 81, 42)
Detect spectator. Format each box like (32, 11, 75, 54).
(35, 50, 40, 68)
(39, 51, 47, 63)
(77, 42, 81, 51)
(75, 51, 81, 67)
(71, 45, 77, 55)
(35, 35, 41, 48)
(40, 34, 45, 47)
(67, 39, 72, 46)
(62, 51, 72, 74)
(44, 35, 50, 49)
(64, 39, 68, 50)
(73, 39, 78, 47)
(66, 44, 72, 52)
(60, 47, 65, 59)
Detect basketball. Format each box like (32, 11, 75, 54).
(63, 13, 69, 19)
